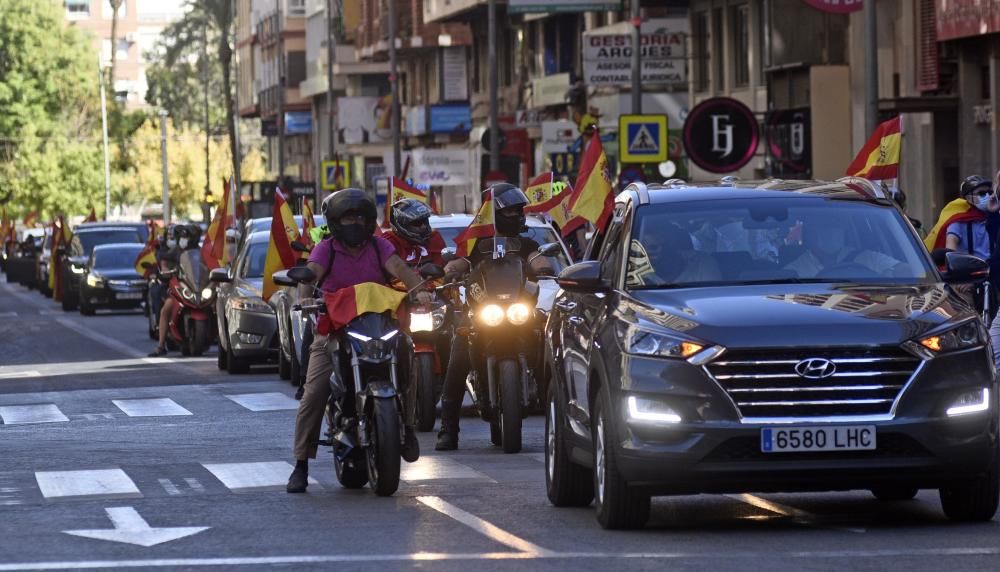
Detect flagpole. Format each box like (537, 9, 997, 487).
(864, 0, 878, 135)
(98, 55, 112, 220)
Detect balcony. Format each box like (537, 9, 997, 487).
(422, 0, 487, 24)
(356, 21, 472, 60)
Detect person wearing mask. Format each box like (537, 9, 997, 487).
(944, 176, 999, 259)
(148, 226, 199, 356)
(435, 184, 555, 451)
(383, 199, 447, 269)
(286, 189, 432, 493)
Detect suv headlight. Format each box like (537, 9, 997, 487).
(947, 388, 990, 417)
(231, 297, 274, 314)
(917, 321, 984, 354)
(618, 324, 704, 359)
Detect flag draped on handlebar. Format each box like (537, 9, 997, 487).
(320, 282, 408, 333)
(262, 189, 301, 300)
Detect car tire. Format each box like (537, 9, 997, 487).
(217, 342, 228, 370)
(278, 346, 292, 380)
(79, 293, 95, 316)
(593, 390, 650, 530)
(227, 352, 250, 375)
(940, 450, 1000, 522)
(546, 382, 594, 507)
(871, 487, 919, 502)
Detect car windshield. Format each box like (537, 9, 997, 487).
(436, 225, 570, 267)
(78, 230, 142, 255)
(625, 198, 935, 289)
(94, 246, 143, 269)
(242, 241, 268, 278)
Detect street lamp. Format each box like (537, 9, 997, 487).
(158, 109, 171, 225)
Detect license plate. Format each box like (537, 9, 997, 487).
(761, 425, 876, 453)
(116, 292, 143, 300)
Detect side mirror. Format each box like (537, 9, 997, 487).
(419, 263, 445, 279)
(940, 251, 989, 284)
(209, 267, 232, 283)
(272, 269, 296, 287)
(537, 242, 562, 257)
(290, 240, 310, 253)
(287, 266, 317, 284)
(556, 260, 609, 292)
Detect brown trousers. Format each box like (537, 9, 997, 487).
(292, 334, 337, 460)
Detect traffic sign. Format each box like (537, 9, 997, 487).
(619, 115, 668, 163)
(320, 160, 351, 191)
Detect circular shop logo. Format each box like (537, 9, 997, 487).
(683, 97, 760, 174)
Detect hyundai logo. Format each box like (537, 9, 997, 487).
(795, 358, 837, 379)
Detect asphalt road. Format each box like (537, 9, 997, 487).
(2, 273, 1000, 571)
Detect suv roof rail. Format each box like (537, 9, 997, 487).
(662, 178, 687, 187)
(719, 176, 740, 186)
(624, 181, 651, 205)
(836, 176, 888, 200)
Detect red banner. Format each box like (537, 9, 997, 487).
(936, 0, 1000, 42)
(801, 0, 863, 13)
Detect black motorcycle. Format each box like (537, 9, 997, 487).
(278, 264, 443, 496)
(461, 238, 560, 453)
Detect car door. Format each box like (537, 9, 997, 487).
(216, 243, 247, 351)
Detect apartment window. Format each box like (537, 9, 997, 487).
(103, 0, 126, 20)
(732, 4, 750, 88)
(65, 0, 90, 17)
(693, 11, 709, 92)
(102, 39, 129, 63)
(712, 8, 724, 91)
(287, 0, 306, 16)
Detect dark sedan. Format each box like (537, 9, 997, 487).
(62, 223, 145, 311)
(78, 244, 148, 315)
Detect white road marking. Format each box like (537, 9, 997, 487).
(184, 478, 205, 493)
(416, 495, 553, 556)
(402, 456, 495, 483)
(71, 413, 115, 421)
(0, 371, 39, 380)
(727, 494, 866, 534)
(35, 469, 142, 500)
(158, 479, 181, 496)
(0, 404, 69, 425)
(0, 311, 18, 318)
(63, 506, 209, 547)
(112, 398, 192, 417)
(201, 462, 319, 492)
(224, 392, 299, 412)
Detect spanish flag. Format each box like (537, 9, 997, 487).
(845, 116, 902, 180)
(322, 282, 408, 333)
(566, 131, 614, 235)
(134, 229, 159, 278)
(454, 191, 495, 257)
(386, 177, 429, 223)
(84, 206, 98, 223)
(924, 198, 986, 251)
(262, 190, 301, 299)
(201, 178, 234, 270)
(301, 198, 317, 251)
(525, 173, 587, 234)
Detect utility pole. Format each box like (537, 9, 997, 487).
(98, 57, 112, 220)
(488, 0, 499, 173)
(277, 0, 286, 188)
(203, 21, 211, 221)
(630, 0, 642, 114)
(326, 0, 336, 162)
(231, 0, 242, 210)
(389, 0, 401, 177)
(864, 0, 878, 135)
(158, 110, 171, 225)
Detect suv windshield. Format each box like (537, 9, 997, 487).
(94, 246, 143, 269)
(78, 230, 142, 255)
(626, 198, 934, 289)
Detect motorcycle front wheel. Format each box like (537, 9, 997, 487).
(191, 319, 210, 357)
(499, 359, 523, 454)
(415, 353, 437, 432)
(367, 397, 401, 497)
(334, 448, 368, 489)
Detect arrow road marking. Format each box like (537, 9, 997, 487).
(63, 506, 209, 547)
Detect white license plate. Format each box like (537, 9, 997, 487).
(761, 425, 876, 453)
(116, 292, 143, 300)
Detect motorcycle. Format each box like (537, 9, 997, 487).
(164, 249, 216, 356)
(278, 264, 444, 497)
(408, 294, 451, 432)
(460, 239, 561, 453)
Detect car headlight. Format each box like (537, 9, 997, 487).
(479, 304, 505, 327)
(618, 324, 704, 359)
(918, 321, 984, 354)
(231, 297, 274, 314)
(201, 287, 214, 300)
(506, 303, 532, 325)
(946, 388, 991, 417)
(86, 274, 103, 287)
(71, 264, 86, 274)
(627, 395, 682, 424)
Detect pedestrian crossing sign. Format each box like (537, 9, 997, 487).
(320, 160, 351, 191)
(619, 115, 668, 163)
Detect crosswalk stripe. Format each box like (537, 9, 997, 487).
(0, 404, 69, 425)
(34, 469, 142, 500)
(201, 462, 319, 492)
(0, 371, 40, 380)
(112, 398, 192, 417)
(224, 392, 299, 412)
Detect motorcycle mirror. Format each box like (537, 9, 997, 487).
(287, 266, 317, 284)
(419, 263, 445, 279)
(209, 267, 232, 283)
(272, 269, 297, 287)
(290, 240, 310, 253)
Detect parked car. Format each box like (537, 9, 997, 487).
(545, 179, 999, 529)
(78, 243, 148, 315)
(35, 227, 54, 296)
(61, 223, 145, 311)
(211, 230, 277, 374)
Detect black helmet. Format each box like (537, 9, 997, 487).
(186, 224, 202, 249)
(322, 188, 377, 247)
(488, 183, 528, 236)
(961, 175, 991, 197)
(390, 198, 433, 244)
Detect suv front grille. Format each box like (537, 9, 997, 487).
(706, 347, 921, 419)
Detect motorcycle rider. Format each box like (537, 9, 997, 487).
(436, 183, 555, 451)
(286, 188, 433, 493)
(148, 225, 199, 357)
(384, 199, 447, 268)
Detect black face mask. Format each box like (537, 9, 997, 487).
(338, 223, 370, 247)
(495, 213, 525, 236)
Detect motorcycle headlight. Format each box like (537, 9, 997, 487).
(410, 311, 435, 332)
(86, 274, 103, 287)
(179, 284, 197, 302)
(231, 297, 274, 314)
(917, 321, 984, 355)
(506, 303, 532, 326)
(479, 304, 505, 327)
(201, 287, 214, 300)
(618, 324, 705, 360)
(71, 264, 86, 274)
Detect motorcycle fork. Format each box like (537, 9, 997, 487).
(518, 353, 532, 407)
(486, 355, 497, 410)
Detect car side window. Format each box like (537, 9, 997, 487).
(597, 204, 628, 287)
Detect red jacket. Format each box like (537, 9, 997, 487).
(383, 229, 446, 268)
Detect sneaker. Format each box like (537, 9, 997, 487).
(286, 466, 308, 493)
(402, 426, 420, 462)
(147, 346, 168, 357)
(435, 431, 458, 451)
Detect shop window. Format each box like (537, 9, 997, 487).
(66, 0, 90, 17)
(732, 4, 750, 88)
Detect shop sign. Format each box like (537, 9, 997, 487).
(508, 0, 620, 13)
(582, 19, 688, 87)
(440, 47, 469, 102)
(765, 108, 812, 179)
(531, 73, 571, 108)
(338, 96, 393, 144)
(683, 97, 759, 174)
(284, 112, 312, 135)
(429, 104, 472, 134)
(936, 0, 1000, 41)
(974, 104, 993, 126)
(800, 0, 863, 13)
(541, 120, 577, 153)
(409, 149, 471, 187)
(515, 109, 542, 128)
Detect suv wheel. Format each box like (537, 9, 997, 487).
(871, 487, 918, 502)
(546, 383, 593, 507)
(593, 390, 650, 529)
(940, 450, 1000, 522)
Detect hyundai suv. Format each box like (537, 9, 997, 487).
(544, 179, 998, 529)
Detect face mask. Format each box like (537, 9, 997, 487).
(179, 238, 189, 249)
(166, 239, 177, 248)
(495, 213, 525, 236)
(977, 194, 992, 211)
(339, 223, 370, 247)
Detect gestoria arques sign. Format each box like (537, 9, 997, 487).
(800, 0, 863, 12)
(582, 19, 688, 87)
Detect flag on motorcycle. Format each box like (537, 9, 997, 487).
(565, 130, 614, 235)
(262, 189, 301, 299)
(845, 116, 902, 180)
(23, 211, 38, 228)
(134, 228, 159, 279)
(301, 198, 317, 251)
(84, 206, 98, 223)
(320, 282, 408, 333)
(924, 198, 986, 251)
(201, 178, 235, 270)
(454, 190, 495, 257)
(524, 173, 587, 234)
